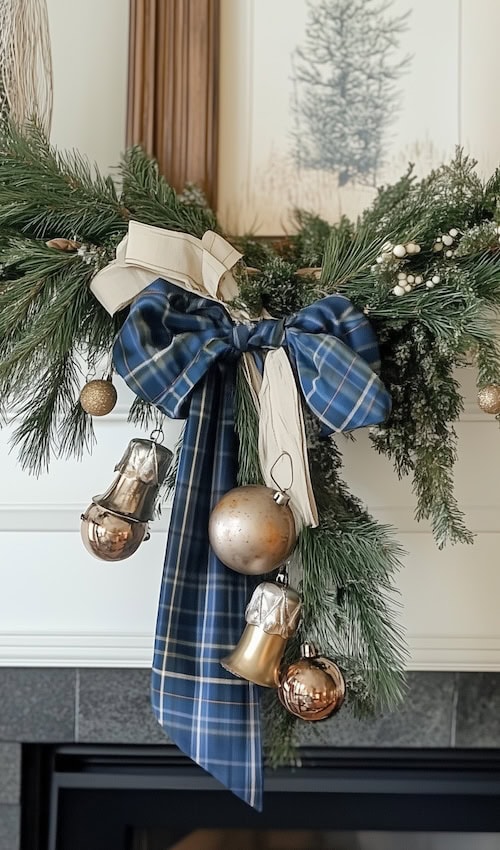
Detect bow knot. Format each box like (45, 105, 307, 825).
(231, 322, 253, 353)
(230, 317, 286, 354)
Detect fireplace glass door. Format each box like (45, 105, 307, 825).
(133, 831, 500, 849)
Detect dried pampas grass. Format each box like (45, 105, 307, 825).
(0, 0, 53, 134)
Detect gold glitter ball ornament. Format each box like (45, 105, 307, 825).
(278, 643, 346, 721)
(477, 384, 500, 415)
(79, 379, 117, 416)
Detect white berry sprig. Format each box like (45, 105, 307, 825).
(433, 228, 459, 258)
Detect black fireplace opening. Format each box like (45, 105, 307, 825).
(20, 744, 500, 850)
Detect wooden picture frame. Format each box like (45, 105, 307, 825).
(127, 0, 220, 208)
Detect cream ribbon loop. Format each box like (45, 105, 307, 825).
(90, 222, 318, 531)
(91, 221, 242, 316)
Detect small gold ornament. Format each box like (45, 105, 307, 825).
(45, 237, 81, 251)
(79, 378, 117, 416)
(477, 384, 500, 415)
(278, 643, 346, 721)
(208, 484, 297, 575)
(221, 573, 302, 687)
(80, 503, 149, 561)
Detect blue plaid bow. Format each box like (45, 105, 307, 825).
(113, 278, 391, 810)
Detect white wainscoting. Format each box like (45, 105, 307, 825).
(1, 369, 500, 669)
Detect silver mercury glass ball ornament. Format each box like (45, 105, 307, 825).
(208, 484, 297, 575)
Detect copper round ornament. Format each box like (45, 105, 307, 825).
(80, 503, 149, 561)
(79, 379, 117, 416)
(278, 643, 346, 721)
(208, 485, 297, 575)
(477, 384, 500, 415)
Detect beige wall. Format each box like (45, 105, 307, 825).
(47, 0, 128, 170)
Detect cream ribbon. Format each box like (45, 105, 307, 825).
(242, 350, 318, 531)
(91, 221, 243, 316)
(90, 222, 318, 530)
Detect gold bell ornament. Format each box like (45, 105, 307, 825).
(221, 572, 301, 687)
(278, 643, 346, 721)
(81, 437, 173, 561)
(208, 484, 297, 575)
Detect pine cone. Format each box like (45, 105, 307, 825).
(45, 238, 81, 252)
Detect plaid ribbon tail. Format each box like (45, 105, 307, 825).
(151, 362, 263, 810)
(113, 277, 393, 810)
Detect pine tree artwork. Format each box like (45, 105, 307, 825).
(292, 0, 411, 186)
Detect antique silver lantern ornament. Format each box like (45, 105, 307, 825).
(221, 571, 302, 687)
(81, 435, 172, 561)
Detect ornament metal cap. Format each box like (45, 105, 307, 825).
(221, 577, 302, 688)
(301, 642, 319, 658)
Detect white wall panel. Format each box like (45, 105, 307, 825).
(1, 366, 499, 668)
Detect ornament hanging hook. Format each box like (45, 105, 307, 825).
(270, 451, 294, 494)
(149, 427, 165, 445)
(276, 563, 290, 586)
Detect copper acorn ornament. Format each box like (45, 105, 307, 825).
(278, 643, 346, 721)
(79, 378, 117, 416)
(80, 438, 173, 561)
(221, 574, 302, 687)
(477, 384, 500, 415)
(208, 484, 297, 575)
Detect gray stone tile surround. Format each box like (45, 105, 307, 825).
(1, 670, 500, 849)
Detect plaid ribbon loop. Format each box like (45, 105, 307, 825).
(112, 278, 391, 811)
(113, 279, 390, 432)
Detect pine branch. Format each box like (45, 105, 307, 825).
(235, 364, 263, 486)
(289, 209, 334, 267)
(300, 422, 408, 712)
(0, 120, 128, 244)
(371, 325, 473, 547)
(127, 396, 161, 431)
(234, 370, 408, 759)
(120, 146, 217, 237)
(58, 402, 96, 462)
(320, 225, 385, 292)
(9, 354, 81, 474)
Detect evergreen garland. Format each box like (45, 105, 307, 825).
(2, 122, 500, 757)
